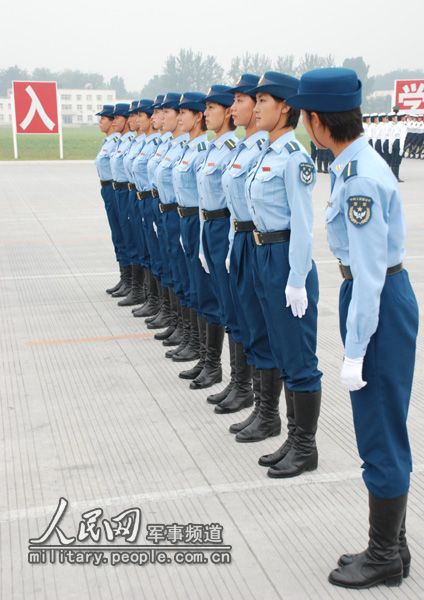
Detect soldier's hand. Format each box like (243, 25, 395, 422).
(340, 356, 367, 391)
(285, 285, 308, 318)
(199, 254, 210, 274)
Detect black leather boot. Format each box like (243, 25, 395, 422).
(117, 264, 146, 306)
(132, 272, 160, 317)
(132, 272, 149, 312)
(258, 383, 295, 466)
(229, 367, 261, 433)
(165, 306, 191, 358)
(189, 322, 224, 389)
(145, 284, 163, 323)
(147, 287, 173, 329)
(328, 493, 406, 589)
(111, 265, 132, 297)
(179, 316, 206, 380)
(338, 511, 411, 578)
(207, 335, 236, 404)
(267, 390, 321, 478)
(106, 264, 123, 294)
(155, 291, 178, 340)
(173, 308, 200, 362)
(214, 343, 254, 413)
(235, 368, 281, 441)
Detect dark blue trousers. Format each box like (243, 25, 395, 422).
(230, 232, 276, 369)
(101, 184, 128, 265)
(252, 240, 322, 392)
(202, 218, 242, 340)
(161, 210, 190, 306)
(140, 195, 162, 280)
(151, 199, 173, 289)
(114, 188, 137, 266)
(339, 269, 419, 499)
(131, 192, 150, 269)
(180, 213, 220, 323)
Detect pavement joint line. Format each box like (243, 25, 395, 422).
(3, 464, 424, 525)
(24, 332, 155, 347)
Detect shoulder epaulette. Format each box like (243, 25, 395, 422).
(256, 138, 266, 151)
(180, 140, 187, 148)
(342, 160, 358, 181)
(225, 139, 237, 150)
(285, 141, 300, 154)
(197, 141, 207, 152)
(113, 136, 119, 142)
(153, 138, 160, 145)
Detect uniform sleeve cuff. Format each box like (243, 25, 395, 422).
(287, 271, 306, 288)
(344, 339, 367, 360)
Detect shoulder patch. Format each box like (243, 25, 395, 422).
(342, 160, 358, 182)
(225, 139, 237, 150)
(347, 196, 373, 226)
(197, 141, 207, 152)
(299, 162, 315, 185)
(256, 138, 266, 151)
(285, 141, 300, 154)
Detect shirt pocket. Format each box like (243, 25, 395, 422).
(175, 163, 196, 189)
(325, 203, 346, 248)
(254, 169, 282, 195)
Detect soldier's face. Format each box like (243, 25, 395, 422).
(204, 102, 227, 132)
(162, 108, 179, 133)
(137, 112, 151, 133)
(231, 93, 255, 128)
(112, 116, 127, 133)
(254, 93, 288, 131)
(152, 108, 164, 130)
(98, 116, 112, 133)
(178, 108, 198, 133)
(128, 113, 137, 131)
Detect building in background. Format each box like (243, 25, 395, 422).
(0, 88, 119, 126)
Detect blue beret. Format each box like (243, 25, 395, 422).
(128, 100, 140, 114)
(161, 93, 181, 110)
(179, 92, 206, 112)
(113, 103, 130, 117)
(95, 104, 115, 117)
(228, 73, 260, 98)
(249, 71, 299, 100)
(205, 85, 234, 107)
(152, 94, 165, 109)
(137, 98, 154, 116)
(286, 68, 362, 113)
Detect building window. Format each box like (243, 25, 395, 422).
(62, 104, 72, 110)
(63, 115, 73, 124)
(97, 104, 102, 110)
(0, 115, 4, 121)
(86, 94, 92, 100)
(76, 94, 82, 100)
(96, 95, 102, 100)
(87, 104, 92, 110)
(62, 94, 71, 100)
(77, 115, 83, 121)
(76, 104, 83, 110)
(87, 115, 93, 122)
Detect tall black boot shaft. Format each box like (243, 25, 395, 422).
(207, 335, 236, 404)
(267, 389, 321, 478)
(215, 342, 254, 413)
(258, 383, 294, 466)
(329, 493, 407, 589)
(132, 272, 160, 317)
(179, 316, 206, 380)
(147, 287, 173, 329)
(111, 265, 132, 297)
(117, 264, 146, 306)
(106, 263, 124, 294)
(229, 367, 261, 433)
(189, 322, 224, 389)
(235, 368, 281, 441)
(172, 307, 199, 362)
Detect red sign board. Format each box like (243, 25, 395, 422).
(394, 79, 424, 112)
(12, 81, 59, 134)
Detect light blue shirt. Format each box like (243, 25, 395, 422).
(327, 135, 406, 359)
(246, 130, 316, 289)
(132, 132, 160, 192)
(123, 133, 146, 183)
(147, 131, 173, 191)
(172, 134, 209, 207)
(155, 133, 189, 204)
(95, 132, 120, 180)
(110, 131, 135, 182)
(197, 130, 239, 211)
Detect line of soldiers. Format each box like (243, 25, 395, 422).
(95, 68, 418, 590)
(310, 141, 334, 173)
(362, 111, 424, 181)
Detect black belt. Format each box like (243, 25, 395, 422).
(136, 191, 153, 200)
(128, 183, 136, 191)
(178, 206, 198, 218)
(202, 208, 230, 221)
(151, 188, 159, 198)
(253, 230, 291, 246)
(233, 219, 255, 232)
(100, 179, 113, 188)
(339, 262, 403, 280)
(112, 181, 130, 190)
(159, 202, 178, 213)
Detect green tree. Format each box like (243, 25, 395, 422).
(297, 53, 335, 76)
(274, 55, 297, 76)
(109, 75, 127, 98)
(342, 57, 374, 99)
(0, 65, 30, 94)
(227, 53, 273, 83)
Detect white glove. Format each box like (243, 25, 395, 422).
(199, 254, 209, 274)
(179, 235, 185, 251)
(225, 257, 230, 273)
(340, 356, 367, 392)
(152, 222, 158, 236)
(285, 285, 308, 318)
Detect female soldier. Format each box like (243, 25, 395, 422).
(245, 72, 322, 478)
(109, 103, 135, 298)
(220, 73, 283, 441)
(172, 92, 221, 381)
(287, 67, 419, 589)
(94, 104, 123, 294)
(118, 100, 149, 307)
(131, 100, 162, 318)
(195, 85, 252, 407)
(154, 93, 199, 362)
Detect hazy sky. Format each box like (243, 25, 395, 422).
(3, 0, 423, 90)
